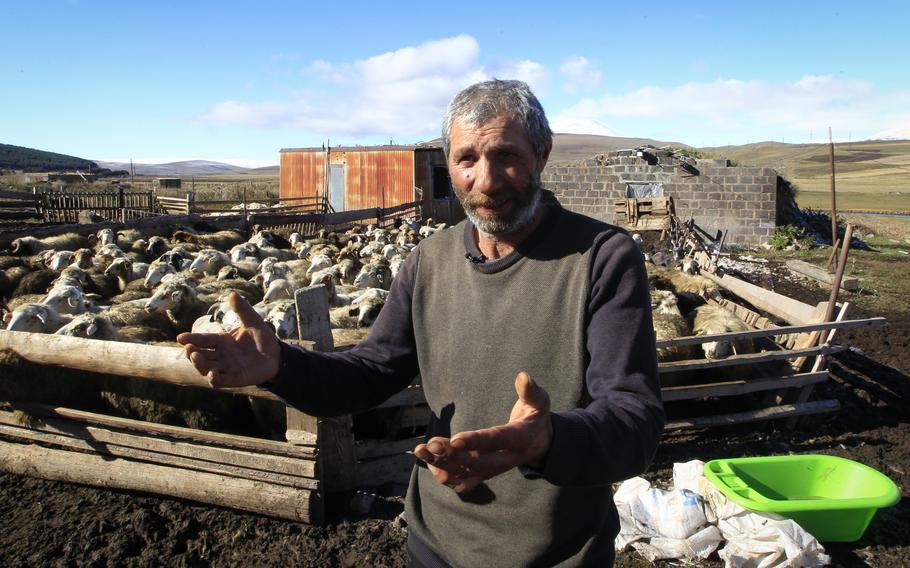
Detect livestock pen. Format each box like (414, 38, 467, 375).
(0, 203, 884, 523)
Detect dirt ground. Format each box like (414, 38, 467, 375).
(0, 259, 908, 567)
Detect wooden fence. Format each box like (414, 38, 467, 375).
(39, 188, 158, 223)
(0, 189, 41, 221)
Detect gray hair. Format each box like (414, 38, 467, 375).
(442, 79, 552, 162)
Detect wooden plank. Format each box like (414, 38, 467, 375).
(0, 422, 317, 490)
(20, 404, 316, 456)
(787, 303, 851, 428)
(655, 317, 885, 349)
(660, 344, 843, 373)
(698, 270, 821, 325)
(355, 436, 424, 460)
(665, 400, 841, 430)
(0, 438, 321, 523)
(786, 259, 859, 291)
(356, 452, 416, 488)
(318, 415, 358, 492)
(660, 371, 828, 402)
(0, 330, 279, 401)
(0, 409, 315, 478)
(295, 286, 334, 353)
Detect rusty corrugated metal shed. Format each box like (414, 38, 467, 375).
(279, 145, 447, 210)
(343, 150, 414, 210)
(280, 144, 440, 153)
(280, 150, 326, 200)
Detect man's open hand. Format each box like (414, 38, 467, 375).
(413, 371, 553, 493)
(176, 292, 280, 389)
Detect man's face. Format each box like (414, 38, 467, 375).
(448, 114, 548, 236)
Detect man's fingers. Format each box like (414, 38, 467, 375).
(413, 437, 453, 464)
(514, 371, 550, 411)
(450, 423, 527, 452)
(185, 346, 219, 376)
(177, 331, 222, 349)
(229, 292, 263, 328)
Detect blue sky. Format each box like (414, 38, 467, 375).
(2, 0, 909, 166)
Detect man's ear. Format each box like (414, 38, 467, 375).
(538, 141, 553, 173)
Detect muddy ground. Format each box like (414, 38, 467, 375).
(0, 259, 908, 567)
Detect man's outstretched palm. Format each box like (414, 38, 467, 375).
(177, 292, 280, 389)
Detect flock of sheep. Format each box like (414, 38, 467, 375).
(0, 219, 446, 350)
(0, 220, 760, 382)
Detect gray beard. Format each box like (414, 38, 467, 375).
(460, 183, 544, 237)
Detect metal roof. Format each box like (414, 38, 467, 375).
(280, 144, 442, 153)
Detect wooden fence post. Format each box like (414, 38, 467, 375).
(288, 286, 358, 492)
(118, 186, 125, 223)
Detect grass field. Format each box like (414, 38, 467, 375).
(701, 139, 910, 213)
(756, 213, 910, 314)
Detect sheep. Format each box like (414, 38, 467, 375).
(4, 303, 72, 333)
(305, 253, 333, 276)
(264, 299, 298, 339)
(41, 285, 98, 316)
(650, 289, 682, 316)
(354, 262, 392, 290)
(249, 229, 293, 250)
(95, 228, 118, 248)
(103, 257, 142, 293)
(334, 257, 361, 285)
(172, 229, 245, 252)
(647, 265, 720, 315)
(2, 266, 30, 300)
(196, 278, 264, 305)
(647, 265, 720, 299)
(143, 261, 177, 289)
(145, 277, 213, 333)
(10, 233, 90, 256)
(146, 236, 170, 259)
(55, 313, 121, 341)
(188, 249, 231, 276)
(350, 287, 387, 327)
(104, 300, 176, 336)
(389, 253, 408, 280)
(45, 250, 75, 271)
(652, 312, 697, 363)
(71, 248, 95, 269)
(263, 278, 297, 303)
(12, 268, 57, 297)
(689, 304, 755, 360)
(0, 270, 12, 301)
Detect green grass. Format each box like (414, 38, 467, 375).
(753, 215, 910, 315)
(700, 139, 910, 214)
(796, 191, 910, 214)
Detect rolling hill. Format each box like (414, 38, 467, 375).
(699, 139, 910, 212)
(93, 160, 250, 177)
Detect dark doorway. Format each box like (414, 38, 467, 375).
(432, 166, 452, 199)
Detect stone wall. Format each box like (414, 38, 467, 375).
(541, 149, 779, 246)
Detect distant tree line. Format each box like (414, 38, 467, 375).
(0, 143, 127, 177)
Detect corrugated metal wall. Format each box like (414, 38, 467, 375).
(344, 150, 415, 210)
(279, 148, 449, 209)
(280, 151, 326, 199)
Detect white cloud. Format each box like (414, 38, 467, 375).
(550, 116, 620, 136)
(553, 75, 909, 144)
(196, 35, 547, 140)
(559, 56, 601, 92)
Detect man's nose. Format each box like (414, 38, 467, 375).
(472, 157, 500, 194)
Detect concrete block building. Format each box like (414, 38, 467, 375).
(541, 147, 780, 246)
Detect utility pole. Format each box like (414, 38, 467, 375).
(829, 127, 838, 250)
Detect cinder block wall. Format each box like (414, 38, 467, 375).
(541, 151, 779, 246)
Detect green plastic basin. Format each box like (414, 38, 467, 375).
(704, 454, 901, 542)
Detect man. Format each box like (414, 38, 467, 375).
(178, 79, 664, 567)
